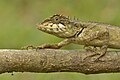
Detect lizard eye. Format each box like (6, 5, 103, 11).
(53, 16, 60, 23)
(55, 17, 59, 21)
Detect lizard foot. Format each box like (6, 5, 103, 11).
(21, 45, 36, 50)
(84, 46, 106, 61)
(84, 51, 106, 61)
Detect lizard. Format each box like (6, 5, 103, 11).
(27, 14, 120, 60)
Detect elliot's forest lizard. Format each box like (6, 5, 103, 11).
(27, 14, 120, 60)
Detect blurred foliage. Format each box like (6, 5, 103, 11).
(0, 0, 120, 80)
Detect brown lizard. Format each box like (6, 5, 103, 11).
(27, 14, 120, 60)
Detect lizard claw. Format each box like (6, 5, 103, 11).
(21, 45, 36, 50)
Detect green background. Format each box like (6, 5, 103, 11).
(0, 0, 120, 80)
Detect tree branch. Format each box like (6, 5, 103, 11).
(0, 49, 120, 74)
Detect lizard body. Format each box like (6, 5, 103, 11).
(29, 14, 120, 60)
(37, 14, 120, 49)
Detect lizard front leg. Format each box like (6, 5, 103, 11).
(83, 29, 109, 61)
(25, 39, 73, 49)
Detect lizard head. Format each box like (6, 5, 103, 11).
(37, 14, 83, 38)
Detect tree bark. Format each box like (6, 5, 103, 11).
(0, 49, 120, 74)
